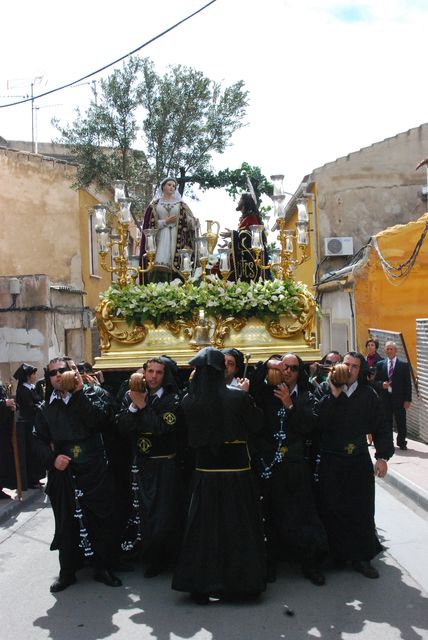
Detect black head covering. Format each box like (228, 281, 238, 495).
(13, 363, 37, 383)
(221, 348, 244, 378)
(186, 347, 227, 449)
(189, 347, 225, 371)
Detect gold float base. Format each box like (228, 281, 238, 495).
(94, 316, 320, 370)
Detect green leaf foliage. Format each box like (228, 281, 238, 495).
(102, 278, 313, 328)
(52, 56, 249, 214)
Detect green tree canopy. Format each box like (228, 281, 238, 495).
(52, 56, 249, 212)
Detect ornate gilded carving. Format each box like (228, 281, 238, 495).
(96, 298, 148, 352)
(266, 291, 316, 340)
(211, 315, 247, 348)
(164, 314, 247, 349)
(164, 318, 195, 339)
(94, 287, 319, 365)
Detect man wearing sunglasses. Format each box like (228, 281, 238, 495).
(309, 351, 342, 389)
(33, 357, 122, 593)
(250, 353, 328, 586)
(313, 351, 394, 580)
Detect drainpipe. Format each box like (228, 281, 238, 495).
(302, 188, 319, 285)
(348, 290, 357, 351)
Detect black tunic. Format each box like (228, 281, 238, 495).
(33, 389, 119, 570)
(15, 383, 45, 487)
(172, 387, 267, 596)
(313, 382, 394, 561)
(251, 376, 328, 566)
(0, 385, 17, 489)
(117, 389, 183, 561)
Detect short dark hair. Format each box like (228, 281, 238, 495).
(365, 338, 379, 349)
(48, 357, 66, 368)
(321, 350, 342, 363)
(345, 351, 369, 383)
(143, 357, 165, 371)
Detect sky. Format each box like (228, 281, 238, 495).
(2, 0, 428, 232)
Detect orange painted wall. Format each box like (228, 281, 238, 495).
(353, 213, 428, 365)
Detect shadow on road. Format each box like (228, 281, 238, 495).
(32, 551, 428, 640)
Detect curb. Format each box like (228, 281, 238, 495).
(382, 468, 428, 513)
(0, 488, 45, 526)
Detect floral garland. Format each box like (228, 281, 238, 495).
(101, 277, 313, 327)
(260, 406, 288, 479)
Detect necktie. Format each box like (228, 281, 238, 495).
(147, 394, 157, 406)
(388, 359, 394, 381)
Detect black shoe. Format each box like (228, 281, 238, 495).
(144, 563, 165, 578)
(398, 445, 408, 451)
(50, 574, 76, 593)
(94, 569, 122, 587)
(266, 563, 277, 583)
(302, 564, 326, 586)
(190, 592, 210, 605)
(190, 592, 221, 605)
(352, 560, 379, 579)
(111, 561, 135, 572)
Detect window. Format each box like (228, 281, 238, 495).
(88, 213, 99, 276)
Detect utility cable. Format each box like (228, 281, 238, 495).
(0, 0, 217, 110)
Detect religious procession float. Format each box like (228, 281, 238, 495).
(93, 177, 320, 372)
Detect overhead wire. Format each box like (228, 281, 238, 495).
(0, 0, 217, 110)
(372, 219, 428, 284)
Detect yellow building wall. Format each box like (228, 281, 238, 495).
(283, 185, 318, 290)
(353, 213, 428, 365)
(79, 190, 112, 359)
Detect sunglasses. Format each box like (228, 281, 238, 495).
(47, 367, 67, 377)
(282, 364, 299, 372)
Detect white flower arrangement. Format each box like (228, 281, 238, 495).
(102, 277, 313, 327)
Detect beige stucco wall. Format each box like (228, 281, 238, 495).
(0, 147, 111, 375)
(0, 147, 82, 285)
(310, 123, 428, 275)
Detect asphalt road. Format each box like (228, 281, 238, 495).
(0, 482, 427, 640)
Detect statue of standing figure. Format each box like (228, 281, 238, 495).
(139, 177, 199, 283)
(219, 193, 271, 282)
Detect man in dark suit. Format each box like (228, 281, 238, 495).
(374, 341, 412, 450)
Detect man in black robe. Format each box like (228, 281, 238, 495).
(0, 384, 16, 499)
(14, 363, 45, 489)
(250, 353, 328, 585)
(313, 351, 394, 578)
(117, 356, 183, 577)
(172, 347, 266, 604)
(33, 357, 122, 593)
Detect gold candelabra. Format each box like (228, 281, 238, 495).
(256, 175, 312, 280)
(92, 182, 224, 289)
(93, 181, 156, 287)
(92, 178, 311, 289)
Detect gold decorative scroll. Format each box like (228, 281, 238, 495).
(94, 289, 320, 369)
(96, 298, 148, 351)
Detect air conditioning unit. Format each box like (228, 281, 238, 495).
(324, 236, 354, 257)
